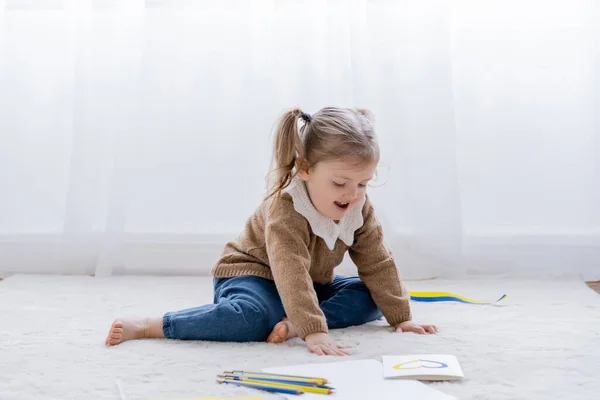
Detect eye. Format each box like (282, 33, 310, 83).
(358, 184, 367, 188)
(333, 181, 345, 187)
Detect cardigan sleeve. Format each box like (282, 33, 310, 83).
(264, 196, 329, 339)
(349, 197, 412, 326)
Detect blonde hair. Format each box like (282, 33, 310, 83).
(265, 106, 379, 203)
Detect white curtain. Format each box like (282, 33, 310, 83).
(0, 0, 598, 280)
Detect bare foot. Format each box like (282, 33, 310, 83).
(105, 317, 164, 346)
(266, 318, 299, 343)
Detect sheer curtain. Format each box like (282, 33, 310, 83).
(0, 0, 598, 280)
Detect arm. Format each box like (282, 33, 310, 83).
(349, 198, 412, 326)
(264, 198, 328, 340)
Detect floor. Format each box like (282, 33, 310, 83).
(1, 274, 599, 400)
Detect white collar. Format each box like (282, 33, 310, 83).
(286, 176, 366, 250)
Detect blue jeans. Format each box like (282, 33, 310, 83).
(162, 275, 383, 342)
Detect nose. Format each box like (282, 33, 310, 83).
(347, 186, 359, 201)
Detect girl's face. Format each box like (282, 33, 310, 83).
(298, 158, 377, 222)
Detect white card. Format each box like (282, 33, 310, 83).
(382, 354, 464, 381)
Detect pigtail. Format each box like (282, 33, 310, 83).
(265, 108, 306, 205)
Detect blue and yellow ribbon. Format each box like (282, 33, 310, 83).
(409, 291, 507, 305)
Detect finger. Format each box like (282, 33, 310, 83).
(405, 326, 425, 334)
(309, 345, 325, 356)
(337, 343, 352, 352)
(331, 344, 347, 356)
(326, 344, 345, 356)
(323, 345, 339, 356)
(425, 325, 437, 334)
(395, 326, 403, 333)
(338, 347, 351, 356)
(413, 326, 426, 335)
(321, 346, 333, 356)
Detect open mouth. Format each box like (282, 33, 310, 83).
(334, 201, 350, 210)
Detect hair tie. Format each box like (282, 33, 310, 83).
(299, 112, 312, 124)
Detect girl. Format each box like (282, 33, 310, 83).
(105, 107, 438, 356)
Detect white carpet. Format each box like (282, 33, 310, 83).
(1, 274, 599, 400)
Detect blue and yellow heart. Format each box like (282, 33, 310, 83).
(393, 359, 449, 370)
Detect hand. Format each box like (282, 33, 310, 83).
(395, 321, 438, 334)
(305, 332, 349, 356)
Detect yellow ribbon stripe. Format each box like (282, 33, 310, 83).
(409, 291, 507, 305)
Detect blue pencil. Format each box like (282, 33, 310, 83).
(220, 374, 330, 389)
(217, 378, 304, 395)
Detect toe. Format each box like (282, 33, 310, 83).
(108, 336, 121, 345)
(266, 332, 282, 343)
(266, 322, 288, 343)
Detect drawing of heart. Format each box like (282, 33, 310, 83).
(393, 359, 449, 370)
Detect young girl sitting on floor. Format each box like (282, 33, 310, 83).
(105, 106, 438, 356)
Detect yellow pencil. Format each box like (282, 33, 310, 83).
(219, 375, 329, 388)
(222, 371, 328, 385)
(222, 377, 334, 395)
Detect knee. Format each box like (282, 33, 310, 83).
(228, 298, 277, 341)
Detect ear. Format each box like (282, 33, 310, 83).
(296, 158, 310, 181)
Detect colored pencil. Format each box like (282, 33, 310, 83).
(217, 379, 303, 395)
(219, 375, 331, 389)
(222, 370, 328, 385)
(220, 376, 334, 395)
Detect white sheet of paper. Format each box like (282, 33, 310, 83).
(382, 355, 464, 381)
(263, 359, 456, 400)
